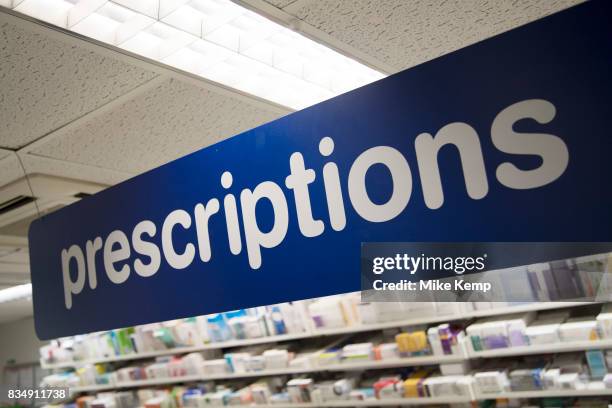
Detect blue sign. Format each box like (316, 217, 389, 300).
(29, 0, 612, 339)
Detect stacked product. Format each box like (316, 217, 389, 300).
(467, 305, 612, 354)
(467, 312, 535, 351)
(40, 303, 308, 366)
(40, 293, 549, 369)
(473, 352, 607, 394)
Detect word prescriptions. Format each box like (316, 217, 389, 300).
(60, 100, 565, 309)
(29, 0, 612, 339)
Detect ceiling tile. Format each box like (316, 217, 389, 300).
(262, 0, 298, 8)
(30, 78, 283, 174)
(0, 152, 24, 188)
(282, 0, 582, 71)
(19, 154, 131, 186)
(0, 13, 158, 149)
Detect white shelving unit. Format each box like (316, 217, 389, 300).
(41, 332, 316, 370)
(42, 301, 593, 370)
(475, 381, 612, 399)
(469, 338, 612, 358)
(53, 301, 612, 404)
(180, 397, 474, 408)
(69, 354, 466, 393)
(263, 397, 473, 407)
(465, 301, 593, 318)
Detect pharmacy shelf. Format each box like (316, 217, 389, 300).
(465, 301, 594, 318)
(43, 301, 595, 370)
(324, 354, 465, 370)
(475, 381, 612, 398)
(41, 314, 462, 369)
(469, 338, 612, 358)
(70, 384, 116, 393)
(70, 395, 471, 407)
(239, 397, 473, 407)
(40, 315, 459, 370)
(42, 332, 314, 369)
(69, 354, 465, 393)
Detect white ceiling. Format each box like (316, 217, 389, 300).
(0, 5, 289, 323)
(30, 77, 281, 174)
(0, 15, 158, 149)
(253, 0, 582, 72)
(0, 0, 583, 324)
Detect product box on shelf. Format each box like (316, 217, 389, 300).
(289, 352, 316, 369)
(551, 353, 587, 374)
(202, 388, 232, 405)
(250, 382, 273, 404)
(480, 320, 511, 350)
(308, 296, 356, 329)
(114, 366, 146, 383)
(374, 342, 399, 360)
(186, 353, 207, 375)
(474, 368, 511, 394)
(467, 312, 534, 351)
(226, 386, 253, 405)
(316, 347, 342, 366)
(341, 342, 374, 362)
(227, 315, 266, 340)
(247, 355, 266, 372)
(424, 375, 473, 397)
(167, 357, 187, 378)
(597, 303, 612, 338)
(201, 359, 229, 375)
(349, 388, 375, 401)
(558, 372, 586, 390)
(311, 378, 354, 402)
(114, 391, 138, 408)
(559, 316, 599, 342)
(509, 367, 545, 391)
(287, 378, 314, 403)
(90, 397, 117, 408)
(585, 349, 608, 380)
(545, 353, 589, 390)
(280, 302, 310, 334)
(76, 395, 96, 408)
(395, 329, 429, 356)
(524, 311, 570, 345)
(403, 369, 432, 397)
(39, 343, 74, 365)
(205, 314, 233, 343)
(172, 319, 206, 347)
(224, 352, 251, 374)
(262, 349, 290, 369)
(373, 375, 404, 399)
(427, 327, 444, 355)
(603, 373, 612, 389)
(145, 362, 170, 379)
(543, 368, 561, 389)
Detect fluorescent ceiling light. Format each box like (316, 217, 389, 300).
(0, 283, 32, 303)
(8, 0, 385, 109)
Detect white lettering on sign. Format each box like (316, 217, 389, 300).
(60, 99, 568, 309)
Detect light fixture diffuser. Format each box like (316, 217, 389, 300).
(0, 283, 32, 303)
(8, 0, 385, 109)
